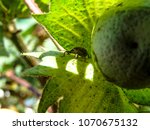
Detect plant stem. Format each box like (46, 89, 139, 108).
(5, 70, 41, 97)
(8, 21, 38, 67)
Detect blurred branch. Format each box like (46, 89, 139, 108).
(24, 0, 63, 113)
(24, 0, 42, 14)
(5, 70, 41, 97)
(6, 21, 47, 86)
(8, 21, 38, 67)
(24, 0, 65, 51)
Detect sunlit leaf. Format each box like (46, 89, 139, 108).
(23, 52, 137, 112)
(23, 0, 150, 112)
(33, 0, 118, 53)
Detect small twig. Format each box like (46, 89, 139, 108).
(24, 0, 65, 51)
(5, 70, 41, 97)
(24, 0, 42, 14)
(8, 21, 38, 67)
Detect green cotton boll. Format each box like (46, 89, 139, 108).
(92, 6, 150, 89)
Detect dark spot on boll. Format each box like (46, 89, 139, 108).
(110, 98, 115, 104)
(97, 27, 101, 31)
(56, 84, 59, 87)
(76, 105, 79, 107)
(68, 78, 72, 82)
(105, 90, 110, 94)
(103, 107, 106, 110)
(129, 41, 138, 49)
(133, 95, 135, 98)
(142, 96, 145, 100)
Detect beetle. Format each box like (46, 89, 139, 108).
(64, 47, 90, 59)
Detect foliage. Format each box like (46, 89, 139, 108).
(0, 0, 49, 112)
(33, 0, 117, 52)
(1, 0, 150, 112)
(23, 53, 137, 112)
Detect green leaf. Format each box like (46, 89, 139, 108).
(138, 105, 150, 112)
(35, 0, 50, 13)
(33, 0, 117, 53)
(23, 52, 137, 112)
(40, 74, 137, 113)
(24, 0, 150, 112)
(123, 88, 150, 106)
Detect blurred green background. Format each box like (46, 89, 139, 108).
(0, 0, 54, 112)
